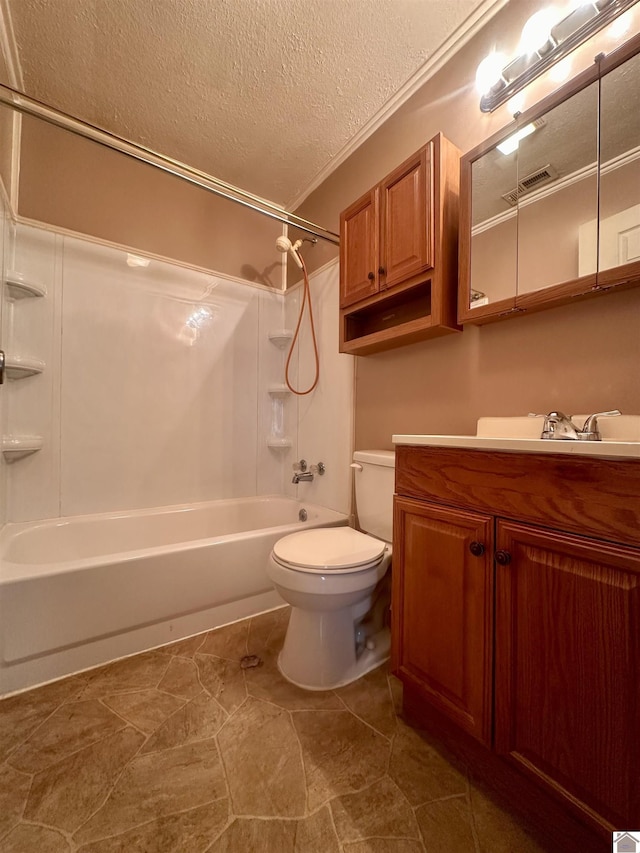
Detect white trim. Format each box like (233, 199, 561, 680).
(14, 214, 285, 296)
(285, 256, 339, 295)
(288, 0, 510, 210)
(0, 0, 23, 89)
(472, 145, 640, 236)
(9, 110, 20, 213)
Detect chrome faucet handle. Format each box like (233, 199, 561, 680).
(541, 411, 580, 440)
(578, 410, 621, 441)
(309, 462, 325, 476)
(292, 459, 307, 473)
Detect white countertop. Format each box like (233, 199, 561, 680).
(391, 434, 640, 460)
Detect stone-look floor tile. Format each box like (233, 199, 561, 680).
(141, 693, 227, 753)
(75, 799, 229, 853)
(293, 710, 390, 811)
(245, 653, 343, 711)
(24, 727, 145, 833)
(0, 823, 72, 852)
(218, 696, 306, 817)
(159, 633, 206, 659)
(209, 817, 296, 852)
(0, 764, 32, 839)
(295, 806, 341, 852)
(194, 653, 246, 714)
(343, 841, 426, 853)
(101, 689, 185, 734)
(7, 700, 127, 773)
(470, 784, 547, 853)
(247, 607, 290, 653)
(0, 676, 85, 763)
(74, 737, 226, 844)
(330, 776, 421, 843)
(79, 653, 170, 698)
(157, 656, 203, 700)
(389, 721, 468, 806)
(415, 795, 477, 853)
(336, 665, 397, 738)
(388, 673, 403, 715)
(198, 620, 250, 661)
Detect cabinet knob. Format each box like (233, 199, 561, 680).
(469, 541, 485, 557)
(495, 550, 512, 566)
(368, 271, 375, 281)
(378, 266, 386, 276)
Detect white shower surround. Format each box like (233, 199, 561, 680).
(0, 223, 354, 695)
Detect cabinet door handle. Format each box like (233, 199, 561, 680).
(368, 271, 375, 281)
(495, 550, 512, 566)
(378, 266, 386, 276)
(469, 541, 485, 557)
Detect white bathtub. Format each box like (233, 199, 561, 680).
(0, 496, 347, 695)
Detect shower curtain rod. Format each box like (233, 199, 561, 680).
(0, 83, 340, 245)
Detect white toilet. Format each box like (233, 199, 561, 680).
(267, 449, 395, 690)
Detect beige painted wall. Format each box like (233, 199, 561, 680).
(295, 2, 640, 448)
(18, 115, 285, 286)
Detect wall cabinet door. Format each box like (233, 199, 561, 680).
(380, 144, 432, 289)
(339, 187, 379, 308)
(494, 520, 640, 831)
(393, 497, 494, 743)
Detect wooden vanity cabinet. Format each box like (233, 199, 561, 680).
(339, 133, 460, 355)
(393, 445, 640, 840)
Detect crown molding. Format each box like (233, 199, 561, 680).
(287, 0, 510, 211)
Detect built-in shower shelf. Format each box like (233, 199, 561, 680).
(266, 436, 292, 448)
(4, 271, 47, 300)
(268, 384, 291, 398)
(2, 435, 44, 462)
(5, 355, 45, 379)
(268, 330, 293, 349)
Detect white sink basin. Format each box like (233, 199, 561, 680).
(392, 415, 640, 459)
(476, 414, 640, 442)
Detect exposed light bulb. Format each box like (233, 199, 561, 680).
(520, 8, 557, 54)
(475, 52, 507, 96)
(126, 254, 151, 268)
(496, 122, 539, 156)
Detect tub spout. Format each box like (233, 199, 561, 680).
(292, 472, 314, 484)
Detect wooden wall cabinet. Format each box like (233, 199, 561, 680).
(339, 133, 461, 355)
(393, 445, 640, 843)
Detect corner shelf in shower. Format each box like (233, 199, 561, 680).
(4, 355, 45, 379)
(266, 437, 292, 448)
(268, 384, 292, 398)
(2, 435, 43, 462)
(268, 330, 293, 349)
(4, 271, 47, 300)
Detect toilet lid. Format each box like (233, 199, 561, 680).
(272, 527, 386, 573)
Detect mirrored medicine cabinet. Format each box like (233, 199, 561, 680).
(458, 32, 640, 324)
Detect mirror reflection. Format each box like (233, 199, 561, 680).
(469, 144, 517, 309)
(597, 51, 640, 276)
(517, 81, 599, 295)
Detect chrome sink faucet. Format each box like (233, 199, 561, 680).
(540, 410, 620, 441)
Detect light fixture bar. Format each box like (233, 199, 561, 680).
(479, 0, 638, 113)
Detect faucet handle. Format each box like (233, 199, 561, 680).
(310, 462, 325, 476)
(292, 459, 307, 473)
(579, 410, 621, 441)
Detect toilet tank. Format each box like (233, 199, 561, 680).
(353, 450, 396, 542)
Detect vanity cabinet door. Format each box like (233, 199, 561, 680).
(392, 497, 494, 743)
(494, 520, 640, 831)
(340, 187, 379, 308)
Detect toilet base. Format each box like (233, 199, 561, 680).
(277, 622, 391, 691)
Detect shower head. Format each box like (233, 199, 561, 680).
(275, 235, 304, 269)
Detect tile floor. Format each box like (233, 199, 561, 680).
(0, 607, 549, 852)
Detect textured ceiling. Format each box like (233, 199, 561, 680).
(9, 0, 495, 206)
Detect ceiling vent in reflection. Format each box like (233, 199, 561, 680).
(501, 163, 559, 207)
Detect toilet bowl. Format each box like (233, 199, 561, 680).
(267, 450, 395, 690)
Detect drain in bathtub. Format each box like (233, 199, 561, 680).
(240, 655, 262, 669)
(299, 508, 308, 522)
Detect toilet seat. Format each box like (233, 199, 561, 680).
(272, 527, 386, 574)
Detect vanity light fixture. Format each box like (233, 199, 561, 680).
(476, 0, 638, 112)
